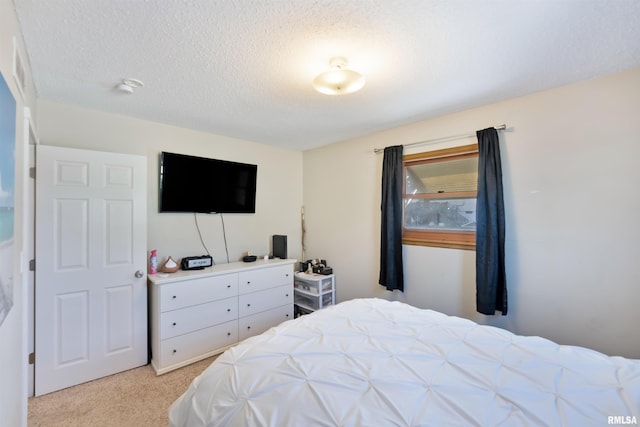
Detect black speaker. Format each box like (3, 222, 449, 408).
(272, 235, 287, 259)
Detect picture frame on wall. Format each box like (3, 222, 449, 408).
(0, 70, 17, 327)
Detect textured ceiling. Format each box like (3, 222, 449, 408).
(13, 0, 640, 151)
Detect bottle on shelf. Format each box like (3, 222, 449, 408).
(149, 249, 158, 274)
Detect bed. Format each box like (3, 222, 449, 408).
(169, 298, 639, 426)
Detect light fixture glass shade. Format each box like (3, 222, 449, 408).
(313, 57, 365, 95)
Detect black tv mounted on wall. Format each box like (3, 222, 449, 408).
(159, 151, 257, 214)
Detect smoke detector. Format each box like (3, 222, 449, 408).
(115, 78, 144, 94)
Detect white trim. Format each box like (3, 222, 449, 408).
(22, 107, 36, 399)
(12, 37, 26, 101)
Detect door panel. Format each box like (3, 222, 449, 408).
(105, 284, 135, 354)
(35, 145, 147, 396)
(56, 291, 89, 365)
(56, 198, 88, 269)
(106, 200, 133, 265)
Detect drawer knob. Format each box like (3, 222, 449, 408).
(227, 332, 231, 336)
(227, 284, 231, 288)
(172, 322, 176, 326)
(172, 295, 176, 299)
(246, 281, 251, 284)
(247, 303, 251, 307)
(286, 314, 289, 317)
(247, 326, 251, 330)
(172, 349, 177, 354)
(227, 308, 231, 312)
(286, 293, 289, 297)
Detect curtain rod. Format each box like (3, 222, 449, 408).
(373, 124, 507, 154)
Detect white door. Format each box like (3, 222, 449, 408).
(35, 145, 147, 396)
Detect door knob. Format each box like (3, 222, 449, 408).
(135, 270, 144, 278)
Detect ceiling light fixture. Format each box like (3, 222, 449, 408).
(313, 57, 365, 95)
(115, 78, 144, 94)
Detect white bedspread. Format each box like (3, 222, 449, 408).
(169, 298, 639, 426)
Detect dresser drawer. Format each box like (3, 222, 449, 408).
(159, 296, 238, 340)
(158, 320, 238, 366)
(238, 264, 293, 294)
(238, 284, 292, 317)
(239, 304, 294, 341)
(159, 273, 238, 312)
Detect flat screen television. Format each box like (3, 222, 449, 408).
(159, 151, 257, 213)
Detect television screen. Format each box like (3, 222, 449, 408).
(159, 152, 257, 213)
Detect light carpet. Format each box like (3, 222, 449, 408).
(28, 356, 216, 427)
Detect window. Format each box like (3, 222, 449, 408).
(403, 143, 478, 250)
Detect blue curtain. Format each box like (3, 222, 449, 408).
(379, 145, 404, 292)
(476, 128, 507, 315)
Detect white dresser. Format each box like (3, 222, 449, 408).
(148, 258, 296, 374)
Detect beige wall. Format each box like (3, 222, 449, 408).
(304, 67, 640, 359)
(36, 100, 304, 266)
(0, 0, 38, 424)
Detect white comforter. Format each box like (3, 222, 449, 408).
(169, 298, 639, 426)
